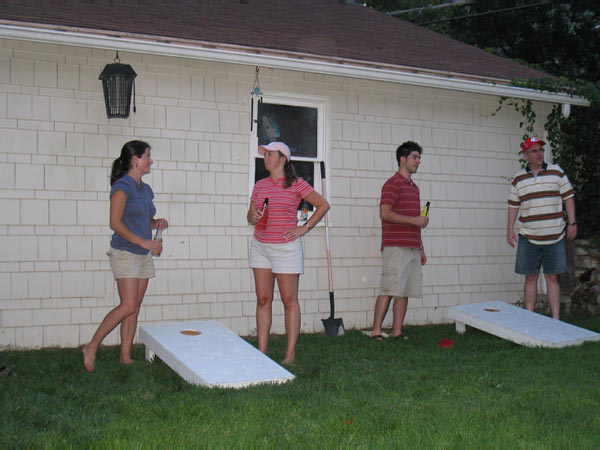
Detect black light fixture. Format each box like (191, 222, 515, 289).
(99, 51, 137, 119)
(250, 66, 263, 131)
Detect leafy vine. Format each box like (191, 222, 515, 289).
(493, 77, 600, 238)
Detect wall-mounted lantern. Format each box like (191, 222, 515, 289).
(99, 51, 137, 119)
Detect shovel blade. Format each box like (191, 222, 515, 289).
(322, 317, 344, 337)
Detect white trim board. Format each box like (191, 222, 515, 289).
(139, 320, 295, 388)
(448, 301, 600, 348)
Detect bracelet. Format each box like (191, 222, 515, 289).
(304, 222, 313, 231)
(568, 222, 577, 226)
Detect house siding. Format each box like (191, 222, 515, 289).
(0, 39, 551, 349)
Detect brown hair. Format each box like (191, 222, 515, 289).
(282, 156, 297, 189)
(110, 140, 150, 185)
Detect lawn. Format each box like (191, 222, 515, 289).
(2, 316, 600, 448)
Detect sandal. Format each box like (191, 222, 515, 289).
(370, 334, 385, 341)
(393, 334, 409, 340)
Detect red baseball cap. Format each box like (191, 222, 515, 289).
(521, 137, 546, 153)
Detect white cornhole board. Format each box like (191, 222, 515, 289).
(448, 301, 600, 348)
(139, 320, 295, 388)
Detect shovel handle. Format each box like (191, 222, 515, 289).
(320, 162, 334, 293)
(321, 162, 339, 327)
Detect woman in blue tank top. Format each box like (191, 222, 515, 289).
(83, 141, 168, 372)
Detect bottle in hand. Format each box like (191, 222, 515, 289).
(300, 199, 309, 221)
(255, 198, 269, 230)
(152, 227, 163, 257)
(420, 201, 430, 217)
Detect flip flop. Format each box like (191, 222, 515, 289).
(370, 335, 385, 341)
(393, 334, 409, 340)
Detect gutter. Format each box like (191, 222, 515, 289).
(0, 23, 589, 107)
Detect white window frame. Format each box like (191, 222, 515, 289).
(248, 91, 330, 225)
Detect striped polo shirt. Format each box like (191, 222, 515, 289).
(508, 162, 574, 245)
(380, 172, 421, 250)
(251, 176, 314, 244)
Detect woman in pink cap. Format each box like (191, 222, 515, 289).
(247, 141, 330, 364)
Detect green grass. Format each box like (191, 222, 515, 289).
(2, 316, 600, 448)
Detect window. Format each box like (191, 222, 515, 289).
(249, 93, 329, 222)
(258, 103, 317, 158)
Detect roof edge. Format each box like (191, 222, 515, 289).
(0, 23, 589, 107)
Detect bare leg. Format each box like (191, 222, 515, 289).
(253, 268, 275, 355)
(83, 278, 140, 372)
(391, 296, 408, 338)
(544, 273, 561, 320)
(276, 273, 300, 364)
(371, 295, 392, 337)
(523, 274, 539, 313)
(120, 278, 149, 363)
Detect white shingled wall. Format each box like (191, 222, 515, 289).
(0, 38, 553, 349)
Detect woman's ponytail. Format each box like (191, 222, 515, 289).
(110, 140, 150, 185)
(283, 159, 298, 189)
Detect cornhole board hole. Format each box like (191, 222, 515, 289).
(448, 301, 600, 348)
(139, 320, 295, 388)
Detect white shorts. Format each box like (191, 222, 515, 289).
(249, 237, 304, 274)
(379, 246, 422, 298)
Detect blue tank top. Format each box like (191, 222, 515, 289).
(110, 174, 156, 255)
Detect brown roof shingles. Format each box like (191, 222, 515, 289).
(0, 0, 549, 82)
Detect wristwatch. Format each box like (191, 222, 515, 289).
(568, 222, 577, 226)
(305, 222, 313, 231)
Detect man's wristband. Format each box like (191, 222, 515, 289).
(568, 222, 577, 226)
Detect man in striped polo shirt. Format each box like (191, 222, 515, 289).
(371, 141, 429, 340)
(507, 137, 577, 320)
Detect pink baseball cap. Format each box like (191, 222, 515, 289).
(258, 142, 291, 161)
(521, 137, 546, 153)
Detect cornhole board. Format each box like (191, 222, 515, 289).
(139, 320, 295, 388)
(448, 301, 600, 348)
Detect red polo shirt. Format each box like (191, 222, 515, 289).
(380, 172, 421, 250)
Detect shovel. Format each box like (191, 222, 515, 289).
(319, 162, 345, 337)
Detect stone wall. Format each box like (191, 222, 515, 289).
(563, 239, 600, 315)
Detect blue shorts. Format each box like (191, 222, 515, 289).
(514, 235, 567, 275)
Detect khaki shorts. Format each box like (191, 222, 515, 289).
(379, 246, 422, 298)
(107, 247, 155, 279)
(249, 237, 304, 274)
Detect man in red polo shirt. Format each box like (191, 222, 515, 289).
(371, 141, 428, 340)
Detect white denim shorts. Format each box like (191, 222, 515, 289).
(249, 237, 304, 274)
(107, 247, 155, 279)
(379, 246, 422, 298)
